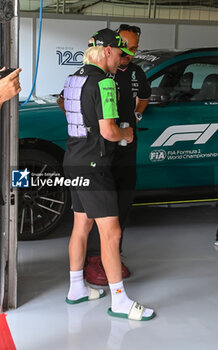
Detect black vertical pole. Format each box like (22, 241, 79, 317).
(0, 17, 11, 314)
(0, 0, 18, 311)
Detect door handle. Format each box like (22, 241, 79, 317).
(137, 127, 148, 131)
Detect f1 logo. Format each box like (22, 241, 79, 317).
(151, 123, 218, 147)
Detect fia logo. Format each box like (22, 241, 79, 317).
(56, 50, 84, 66)
(149, 150, 166, 162)
(12, 169, 30, 188)
(132, 71, 136, 80)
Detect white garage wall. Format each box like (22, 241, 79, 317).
(177, 24, 218, 49)
(110, 21, 176, 50)
(19, 14, 218, 99)
(19, 16, 107, 99)
(35, 18, 107, 96)
(19, 17, 33, 98)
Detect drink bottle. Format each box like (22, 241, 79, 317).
(118, 122, 129, 146)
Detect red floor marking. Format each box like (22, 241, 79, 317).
(0, 314, 16, 350)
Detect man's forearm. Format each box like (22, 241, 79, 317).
(135, 98, 149, 123)
(135, 98, 149, 114)
(101, 122, 127, 142)
(99, 119, 133, 143)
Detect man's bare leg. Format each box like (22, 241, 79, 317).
(67, 212, 104, 302)
(95, 216, 155, 320)
(69, 211, 94, 271)
(95, 216, 122, 284)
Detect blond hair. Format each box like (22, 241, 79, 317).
(83, 45, 105, 64)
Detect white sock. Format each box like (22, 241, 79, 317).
(109, 280, 154, 318)
(67, 270, 104, 301)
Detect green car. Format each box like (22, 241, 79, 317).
(19, 47, 218, 240)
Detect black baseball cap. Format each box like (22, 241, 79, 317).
(88, 28, 134, 56)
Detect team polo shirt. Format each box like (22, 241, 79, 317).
(109, 61, 151, 132)
(63, 64, 119, 174)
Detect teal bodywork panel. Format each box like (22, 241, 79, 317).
(136, 101, 218, 190)
(19, 100, 68, 150)
(19, 48, 218, 197)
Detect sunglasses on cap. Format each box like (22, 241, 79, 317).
(116, 24, 141, 37)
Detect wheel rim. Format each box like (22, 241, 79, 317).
(18, 159, 66, 239)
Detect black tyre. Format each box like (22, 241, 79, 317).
(18, 149, 70, 240)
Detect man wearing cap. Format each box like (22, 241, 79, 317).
(85, 24, 151, 285)
(63, 28, 155, 321)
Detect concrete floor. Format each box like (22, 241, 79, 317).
(7, 204, 218, 350)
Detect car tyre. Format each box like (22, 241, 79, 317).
(18, 149, 70, 240)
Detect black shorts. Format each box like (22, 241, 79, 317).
(69, 172, 119, 218)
